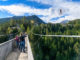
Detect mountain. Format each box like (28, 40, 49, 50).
(61, 20, 69, 24)
(68, 19, 80, 24)
(0, 15, 45, 24)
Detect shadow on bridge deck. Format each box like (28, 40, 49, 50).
(6, 49, 20, 60)
(6, 48, 28, 60)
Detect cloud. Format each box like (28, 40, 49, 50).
(28, 0, 80, 23)
(0, 0, 80, 23)
(0, 0, 8, 1)
(28, 0, 71, 6)
(0, 4, 62, 23)
(0, 4, 50, 16)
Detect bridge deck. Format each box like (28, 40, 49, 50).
(18, 52, 28, 60)
(6, 49, 20, 60)
(6, 37, 28, 60)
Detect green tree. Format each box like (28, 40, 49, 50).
(20, 24, 25, 32)
(7, 27, 12, 34)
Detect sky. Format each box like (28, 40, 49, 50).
(0, 0, 80, 23)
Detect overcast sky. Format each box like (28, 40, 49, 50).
(0, 0, 80, 23)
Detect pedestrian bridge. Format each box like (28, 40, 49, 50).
(0, 36, 34, 60)
(1, 34, 80, 60)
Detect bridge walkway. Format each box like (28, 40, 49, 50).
(6, 37, 28, 60)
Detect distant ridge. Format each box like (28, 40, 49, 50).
(0, 15, 45, 24)
(61, 20, 69, 24)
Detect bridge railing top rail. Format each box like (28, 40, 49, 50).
(0, 39, 14, 47)
(32, 33, 80, 37)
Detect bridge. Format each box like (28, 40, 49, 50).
(0, 34, 80, 60)
(0, 36, 34, 60)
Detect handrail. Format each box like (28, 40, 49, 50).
(33, 33, 80, 37)
(0, 39, 14, 46)
(0, 38, 15, 60)
(27, 36, 34, 60)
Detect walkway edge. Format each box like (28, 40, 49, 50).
(27, 36, 34, 60)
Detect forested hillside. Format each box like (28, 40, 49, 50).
(0, 15, 45, 23)
(29, 19, 80, 60)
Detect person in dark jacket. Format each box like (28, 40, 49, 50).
(20, 33, 26, 52)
